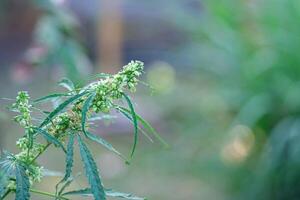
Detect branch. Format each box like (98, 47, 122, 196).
(30, 188, 69, 200)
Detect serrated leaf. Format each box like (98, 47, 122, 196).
(0, 151, 16, 177)
(33, 93, 72, 104)
(81, 93, 96, 137)
(117, 106, 168, 148)
(85, 131, 128, 162)
(34, 127, 66, 153)
(56, 134, 75, 196)
(77, 134, 106, 200)
(121, 93, 138, 158)
(0, 153, 15, 199)
(0, 170, 8, 198)
(62, 134, 74, 181)
(39, 91, 88, 128)
(62, 188, 146, 200)
(58, 78, 75, 92)
(15, 164, 30, 200)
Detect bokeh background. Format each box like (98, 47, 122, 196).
(1, 0, 300, 199)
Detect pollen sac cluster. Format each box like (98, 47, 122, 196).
(48, 113, 71, 135)
(16, 137, 44, 161)
(47, 112, 81, 138)
(119, 60, 144, 92)
(12, 91, 32, 127)
(90, 60, 144, 113)
(15, 137, 44, 182)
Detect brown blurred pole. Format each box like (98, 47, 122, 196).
(97, 0, 123, 73)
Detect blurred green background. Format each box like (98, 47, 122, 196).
(1, 0, 300, 199)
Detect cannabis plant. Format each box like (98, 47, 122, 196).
(0, 61, 166, 200)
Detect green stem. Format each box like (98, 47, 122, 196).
(30, 189, 69, 200)
(26, 147, 30, 162)
(29, 142, 51, 164)
(30, 125, 65, 165)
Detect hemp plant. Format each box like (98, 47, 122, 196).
(0, 61, 167, 200)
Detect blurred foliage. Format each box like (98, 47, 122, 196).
(140, 0, 300, 199)
(196, 3, 300, 197)
(28, 0, 92, 83)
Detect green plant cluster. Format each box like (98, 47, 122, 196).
(0, 61, 166, 200)
(12, 92, 32, 128)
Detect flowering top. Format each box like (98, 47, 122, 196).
(88, 60, 144, 113)
(12, 91, 32, 128)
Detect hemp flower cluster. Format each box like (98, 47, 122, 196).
(10, 92, 44, 183)
(46, 61, 144, 140)
(12, 91, 32, 128)
(47, 113, 71, 136)
(15, 137, 44, 183)
(89, 60, 144, 113)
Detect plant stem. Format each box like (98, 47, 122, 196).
(30, 124, 67, 165)
(29, 142, 51, 164)
(30, 188, 69, 200)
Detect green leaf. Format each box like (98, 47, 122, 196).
(117, 106, 169, 148)
(81, 93, 96, 137)
(63, 188, 146, 200)
(58, 78, 75, 92)
(15, 164, 30, 200)
(0, 170, 8, 198)
(0, 153, 15, 199)
(55, 134, 75, 197)
(121, 93, 138, 158)
(116, 107, 153, 143)
(60, 134, 74, 183)
(39, 91, 88, 128)
(34, 127, 66, 153)
(77, 134, 106, 200)
(0, 151, 16, 177)
(33, 93, 72, 103)
(85, 131, 128, 163)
